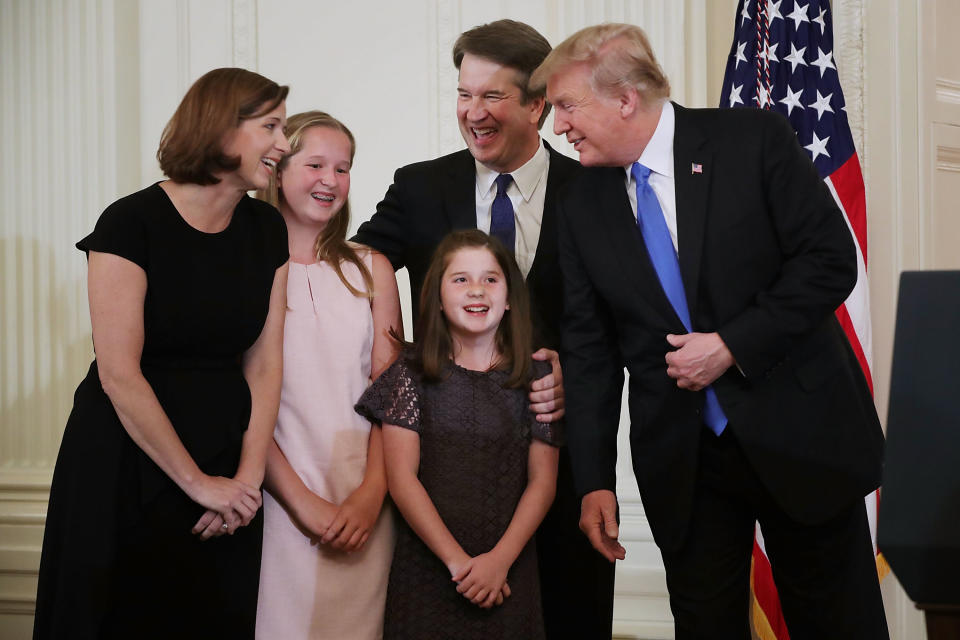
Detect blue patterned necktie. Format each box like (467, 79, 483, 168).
(632, 162, 728, 436)
(490, 174, 515, 255)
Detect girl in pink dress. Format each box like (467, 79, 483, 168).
(256, 111, 400, 639)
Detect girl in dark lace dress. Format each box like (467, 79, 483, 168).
(355, 230, 562, 639)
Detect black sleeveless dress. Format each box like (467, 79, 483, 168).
(33, 183, 287, 640)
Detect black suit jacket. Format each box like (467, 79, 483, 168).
(355, 141, 580, 350)
(558, 104, 884, 552)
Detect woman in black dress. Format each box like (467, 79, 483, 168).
(33, 68, 290, 639)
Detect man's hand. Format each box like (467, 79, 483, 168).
(580, 490, 626, 563)
(530, 348, 564, 422)
(665, 332, 735, 391)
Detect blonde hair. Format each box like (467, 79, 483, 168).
(258, 111, 374, 298)
(531, 23, 670, 104)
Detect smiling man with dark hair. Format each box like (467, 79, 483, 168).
(354, 18, 615, 640)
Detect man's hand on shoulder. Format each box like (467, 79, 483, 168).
(665, 332, 735, 391)
(529, 348, 565, 422)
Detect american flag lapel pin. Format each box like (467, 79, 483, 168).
(691, 162, 703, 175)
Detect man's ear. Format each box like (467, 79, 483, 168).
(528, 95, 546, 125)
(619, 86, 640, 119)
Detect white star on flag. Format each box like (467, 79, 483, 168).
(758, 42, 779, 65)
(811, 47, 836, 77)
(766, 0, 784, 24)
(734, 41, 748, 69)
(813, 7, 827, 34)
(786, 2, 810, 30)
(779, 85, 805, 115)
(808, 90, 834, 120)
(783, 42, 808, 74)
(741, 0, 752, 26)
(804, 132, 830, 161)
(729, 83, 744, 107)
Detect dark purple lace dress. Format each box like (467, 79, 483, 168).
(356, 355, 563, 640)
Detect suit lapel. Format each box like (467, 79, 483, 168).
(528, 142, 570, 281)
(672, 104, 711, 322)
(443, 150, 478, 231)
(597, 167, 684, 328)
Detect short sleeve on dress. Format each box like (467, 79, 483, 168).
(355, 357, 422, 431)
(246, 197, 289, 271)
(529, 359, 564, 447)
(269, 213, 289, 269)
(76, 200, 148, 269)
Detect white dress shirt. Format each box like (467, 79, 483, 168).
(475, 140, 550, 278)
(624, 101, 678, 252)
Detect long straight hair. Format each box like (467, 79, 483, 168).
(412, 230, 532, 387)
(258, 111, 373, 298)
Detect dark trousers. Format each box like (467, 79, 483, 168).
(660, 428, 888, 640)
(537, 446, 617, 640)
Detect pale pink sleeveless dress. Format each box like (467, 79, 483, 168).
(257, 255, 394, 639)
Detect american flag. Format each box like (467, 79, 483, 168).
(719, 1, 884, 638)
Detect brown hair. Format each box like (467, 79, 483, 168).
(413, 230, 532, 387)
(259, 111, 373, 299)
(453, 19, 553, 129)
(531, 23, 670, 105)
(158, 67, 289, 185)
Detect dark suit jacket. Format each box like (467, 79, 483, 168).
(354, 141, 580, 350)
(558, 103, 885, 553)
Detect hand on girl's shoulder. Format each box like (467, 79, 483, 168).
(530, 358, 554, 383)
(529, 358, 564, 447)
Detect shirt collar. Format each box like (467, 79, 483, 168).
(476, 139, 548, 202)
(623, 101, 675, 181)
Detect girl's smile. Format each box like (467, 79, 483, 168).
(440, 246, 510, 349)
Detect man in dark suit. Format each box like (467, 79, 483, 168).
(531, 23, 888, 639)
(354, 19, 616, 640)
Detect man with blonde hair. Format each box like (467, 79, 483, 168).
(533, 23, 887, 639)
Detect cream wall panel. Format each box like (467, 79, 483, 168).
(0, 0, 121, 471)
(0, 0, 127, 634)
(931, 125, 960, 269)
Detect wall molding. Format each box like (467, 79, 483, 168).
(231, 0, 258, 69)
(433, 0, 462, 157)
(0, 470, 52, 619)
(935, 78, 960, 104)
(935, 144, 960, 171)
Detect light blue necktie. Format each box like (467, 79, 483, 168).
(632, 162, 728, 436)
(490, 174, 515, 255)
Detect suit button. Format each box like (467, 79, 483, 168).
(695, 408, 701, 415)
